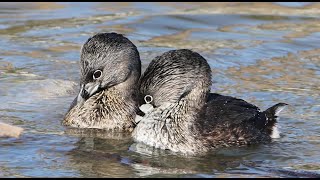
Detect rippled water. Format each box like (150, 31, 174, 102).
(0, 2, 320, 178)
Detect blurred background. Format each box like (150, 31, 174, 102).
(0, 2, 319, 178)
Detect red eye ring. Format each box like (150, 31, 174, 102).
(93, 70, 102, 80)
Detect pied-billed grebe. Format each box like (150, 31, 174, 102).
(63, 32, 141, 132)
(133, 49, 287, 155)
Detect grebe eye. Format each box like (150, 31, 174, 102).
(93, 70, 102, 80)
(144, 95, 153, 104)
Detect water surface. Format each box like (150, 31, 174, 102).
(0, 2, 320, 178)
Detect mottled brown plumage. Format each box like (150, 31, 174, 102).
(63, 32, 141, 132)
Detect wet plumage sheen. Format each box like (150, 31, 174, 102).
(133, 49, 287, 155)
(63, 32, 141, 132)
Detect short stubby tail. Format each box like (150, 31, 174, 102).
(263, 103, 288, 139)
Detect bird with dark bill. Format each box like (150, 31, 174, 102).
(63, 33, 141, 132)
(62, 32, 287, 155)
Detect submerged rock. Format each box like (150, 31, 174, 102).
(0, 122, 23, 138)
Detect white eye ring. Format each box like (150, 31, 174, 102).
(144, 95, 153, 104)
(93, 70, 102, 80)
